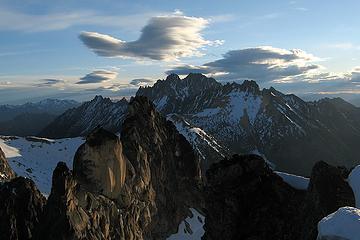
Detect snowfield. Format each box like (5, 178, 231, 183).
(167, 208, 205, 240)
(0, 136, 84, 195)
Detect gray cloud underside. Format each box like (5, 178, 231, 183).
(167, 46, 320, 83)
(129, 78, 154, 86)
(77, 70, 117, 84)
(35, 78, 65, 87)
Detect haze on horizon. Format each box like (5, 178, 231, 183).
(0, 0, 360, 104)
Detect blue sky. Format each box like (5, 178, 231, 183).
(0, 0, 360, 104)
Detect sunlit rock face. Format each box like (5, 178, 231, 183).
(0, 147, 15, 181)
(73, 127, 127, 200)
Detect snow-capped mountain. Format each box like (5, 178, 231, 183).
(40, 96, 128, 138)
(39, 73, 360, 175)
(138, 73, 360, 175)
(0, 99, 80, 136)
(0, 99, 79, 122)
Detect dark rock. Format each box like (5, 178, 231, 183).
(300, 161, 356, 240)
(0, 177, 46, 240)
(202, 154, 304, 240)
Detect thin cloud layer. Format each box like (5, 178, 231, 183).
(79, 12, 222, 61)
(0, 7, 156, 32)
(77, 70, 118, 84)
(167, 46, 320, 82)
(35, 79, 65, 87)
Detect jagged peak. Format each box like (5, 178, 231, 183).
(166, 73, 181, 81)
(240, 80, 260, 92)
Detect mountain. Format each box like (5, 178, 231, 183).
(40, 96, 128, 138)
(40, 73, 360, 175)
(137, 73, 360, 175)
(0, 99, 79, 136)
(0, 99, 79, 122)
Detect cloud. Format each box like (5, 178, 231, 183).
(35, 78, 65, 87)
(167, 46, 321, 83)
(129, 78, 154, 86)
(77, 70, 118, 84)
(79, 12, 222, 61)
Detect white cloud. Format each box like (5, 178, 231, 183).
(79, 12, 223, 61)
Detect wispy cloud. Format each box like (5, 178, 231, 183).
(0, 7, 158, 32)
(324, 42, 360, 50)
(34, 78, 65, 87)
(79, 11, 223, 61)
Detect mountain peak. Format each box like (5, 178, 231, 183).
(166, 73, 181, 81)
(240, 80, 260, 93)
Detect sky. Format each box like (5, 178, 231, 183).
(0, 0, 360, 104)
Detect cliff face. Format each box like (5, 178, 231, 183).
(203, 155, 355, 240)
(73, 127, 127, 200)
(37, 96, 203, 240)
(120, 96, 203, 239)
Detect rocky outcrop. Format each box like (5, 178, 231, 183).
(0, 146, 15, 181)
(37, 96, 202, 240)
(300, 161, 355, 240)
(202, 154, 304, 240)
(0, 177, 46, 240)
(36, 162, 130, 240)
(202, 155, 355, 240)
(73, 127, 127, 200)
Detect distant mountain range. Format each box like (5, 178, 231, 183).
(40, 74, 360, 175)
(0, 99, 79, 136)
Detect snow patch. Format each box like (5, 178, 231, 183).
(275, 171, 309, 190)
(348, 165, 360, 208)
(167, 208, 205, 240)
(318, 207, 360, 240)
(0, 136, 84, 194)
(154, 96, 168, 111)
(227, 91, 261, 125)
